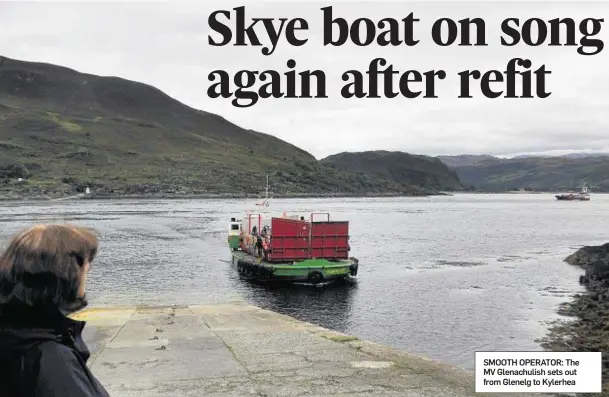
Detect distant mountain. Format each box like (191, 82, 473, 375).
(512, 154, 543, 159)
(560, 152, 609, 159)
(438, 155, 609, 192)
(321, 151, 464, 191)
(436, 154, 501, 168)
(0, 56, 451, 198)
(513, 152, 609, 159)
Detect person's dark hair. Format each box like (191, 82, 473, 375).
(0, 224, 98, 313)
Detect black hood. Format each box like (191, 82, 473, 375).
(0, 300, 110, 397)
(0, 300, 90, 363)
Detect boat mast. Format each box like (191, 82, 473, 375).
(255, 174, 270, 208)
(263, 174, 270, 207)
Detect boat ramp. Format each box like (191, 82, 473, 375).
(74, 302, 538, 397)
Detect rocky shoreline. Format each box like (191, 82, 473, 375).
(0, 184, 453, 201)
(0, 191, 451, 201)
(541, 243, 609, 395)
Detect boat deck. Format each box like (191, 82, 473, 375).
(231, 249, 353, 268)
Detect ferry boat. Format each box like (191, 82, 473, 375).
(555, 185, 590, 201)
(227, 176, 359, 284)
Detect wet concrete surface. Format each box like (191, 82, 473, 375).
(72, 302, 541, 397)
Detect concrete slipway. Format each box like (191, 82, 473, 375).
(74, 302, 539, 397)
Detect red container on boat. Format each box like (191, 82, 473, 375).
(266, 215, 350, 262)
(310, 221, 349, 260)
(267, 217, 311, 262)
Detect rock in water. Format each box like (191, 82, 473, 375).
(565, 243, 609, 282)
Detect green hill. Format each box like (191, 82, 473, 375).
(0, 56, 458, 198)
(438, 155, 609, 192)
(321, 151, 464, 191)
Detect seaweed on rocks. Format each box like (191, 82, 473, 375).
(540, 243, 609, 396)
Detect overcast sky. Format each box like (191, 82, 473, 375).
(1, 1, 608, 159)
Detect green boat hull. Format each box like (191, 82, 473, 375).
(230, 250, 358, 284)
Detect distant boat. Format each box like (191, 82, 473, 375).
(555, 185, 590, 201)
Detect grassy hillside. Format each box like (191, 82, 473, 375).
(322, 151, 464, 191)
(438, 155, 609, 192)
(0, 56, 450, 198)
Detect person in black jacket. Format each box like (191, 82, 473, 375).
(0, 224, 110, 397)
